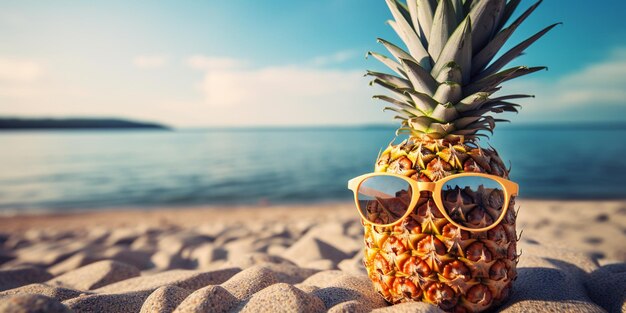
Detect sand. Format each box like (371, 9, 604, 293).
(0, 200, 624, 312)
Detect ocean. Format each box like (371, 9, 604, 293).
(1, 126, 625, 213)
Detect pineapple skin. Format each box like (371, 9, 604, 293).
(363, 137, 518, 312)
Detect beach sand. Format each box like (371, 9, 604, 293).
(0, 199, 624, 312)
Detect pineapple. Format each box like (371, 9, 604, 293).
(362, 0, 556, 311)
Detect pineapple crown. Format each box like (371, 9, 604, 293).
(368, 0, 558, 140)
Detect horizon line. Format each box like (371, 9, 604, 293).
(2, 116, 626, 131)
(178, 121, 626, 131)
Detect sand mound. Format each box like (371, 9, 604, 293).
(0, 294, 70, 313)
(63, 291, 151, 313)
(236, 283, 326, 313)
(47, 260, 140, 290)
(0, 267, 52, 292)
(140, 285, 192, 313)
(0, 200, 624, 312)
(173, 285, 238, 313)
(0, 283, 85, 302)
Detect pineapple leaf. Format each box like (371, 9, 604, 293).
(453, 116, 482, 129)
(405, 90, 439, 113)
(429, 0, 458, 59)
(408, 117, 455, 137)
(366, 71, 412, 89)
(492, 105, 519, 114)
(430, 103, 460, 122)
(469, 101, 521, 115)
(492, 0, 507, 37)
(401, 58, 438, 95)
(431, 17, 472, 85)
(451, 0, 465, 24)
(394, 101, 428, 116)
(497, 0, 523, 32)
(454, 92, 490, 112)
(407, 0, 420, 33)
(479, 23, 560, 79)
(377, 38, 416, 64)
(463, 116, 496, 134)
(395, 0, 415, 29)
(385, 0, 431, 69)
(464, 66, 546, 95)
(388, 20, 423, 64)
(482, 86, 502, 95)
(433, 81, 462, 104)
(427, 122, 455, 137)
(472, 0, 544, 76)
(367, 51, 406, 77)
(372, 95, 407, 104)
(383, 107, 405, 115)
(384, 109, 412, 123)
(463, 0, 474, 14)
(396, 126, 414, 135)
(454, 128, 487, 136)
(416, 0, 438, 47)
(468, 0, 506, 53)
(497, 66, 546, 81)
(373, 94, 413, 108)
(489, 94, 534, 102)
(407, 0, 433, 49)
(383, 105, 424, 118)
(483, 116, 496, 130)
(372, 0, 553, 139)
(369, 78, 411, 100)
(408, 116, 436, 132)
(435, 62, 462, 83)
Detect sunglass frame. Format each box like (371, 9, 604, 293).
(347, 172, 519, 232)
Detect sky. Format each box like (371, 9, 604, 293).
(0, 0, 625, 127)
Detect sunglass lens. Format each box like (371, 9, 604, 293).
(441, 176, 506, 230)
(357, 176, 412, 225)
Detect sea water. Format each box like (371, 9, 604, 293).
(1, 126, 625, 213)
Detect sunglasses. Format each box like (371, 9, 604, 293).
(348, 172, 518, 232)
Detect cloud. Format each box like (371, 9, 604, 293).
(0, 56, 89, 110)
(311, 50, 357, 66)
(200, 65, 363, 107)
(554, 54, 626, 105)
(133, 55, 168, 69)
(185, 55, 246, 71)
(0, 58, 43, 82)
(177, 54, 380, 126)
(0, 57, 46, 101)
(501, 47, 626, 121)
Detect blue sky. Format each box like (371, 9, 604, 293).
(1, 0, 625, 127)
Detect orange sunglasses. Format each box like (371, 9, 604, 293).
(348, 172, 519, 232)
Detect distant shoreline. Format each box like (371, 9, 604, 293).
(0, 118, 169, 130)
(2, 120, 625, 131)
